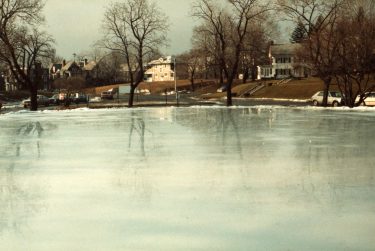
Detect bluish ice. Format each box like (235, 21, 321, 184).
(0, 106, 375, 251)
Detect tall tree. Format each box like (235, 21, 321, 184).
(192, 25, 223, 82)
(334, 1, 375, 107)
(177, 49, 205, 91)
(242, 19, 277, 82)
(290, 21, 307, 43)
(278, 0, 344, 107)
(0, 0, 54, 111)
(193, 0, 271, 106)
(101, 0, 169, 107)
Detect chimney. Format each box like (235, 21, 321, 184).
(84, 58, 88, 66)
(62, 60, 66, 67)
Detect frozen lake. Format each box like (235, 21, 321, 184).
(0, 107, 375, 251)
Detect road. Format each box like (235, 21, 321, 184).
(0, 94, 311, 114)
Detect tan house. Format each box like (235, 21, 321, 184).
(144, 56, 175, 82)
(258, 43, 310, 79)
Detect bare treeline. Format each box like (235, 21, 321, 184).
(278, 0, 375, 107)
(1, 0, 374, 109)
(191, 0, 275, 106)
(0, 0, 54, 111)
(100, 0, 169, 107)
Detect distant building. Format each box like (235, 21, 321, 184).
(49, 63, 63, 80)
(2, 69, 19, 91)
(144, 56, 175, 82)
(2, 64, 49, 91)
(82, 60, 98, 80)
(61, 60, 82, 78)
(258, 43, 310, 80)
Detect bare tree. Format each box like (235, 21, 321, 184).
(193, 0, 272, 106)
(277, 0, 344, 107)
(192, 24, 224, 82)
(52, 77, 86, 107)
(101, 0, 169, 107)
(0, 0, 54, 111)
(333, 1, 375, 107)
(178, 49, 204, 91)
(241, 19, 276, 82)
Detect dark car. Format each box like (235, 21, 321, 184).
(71, 93, 88, 104)
(49, 94, 60, 105)
(22, 95, 50, 108)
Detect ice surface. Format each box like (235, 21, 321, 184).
(0, 107, 375, 251)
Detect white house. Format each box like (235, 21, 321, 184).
(2, 68, 19, 91)
(258, 43, 309, 80)
(144, 56, 175, 82)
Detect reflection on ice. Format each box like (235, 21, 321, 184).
(0, 121, 51, 235)
(0, 107, 374, 251)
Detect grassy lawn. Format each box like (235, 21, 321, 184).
(85, 79, 218, 96)
(198, 78, 343, 100)
(251, 78, 335, 99)
(3, 77, 372, 103)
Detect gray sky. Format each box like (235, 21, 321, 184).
(44, 0, 197, 60)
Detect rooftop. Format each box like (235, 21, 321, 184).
(270, 43, 302, 55)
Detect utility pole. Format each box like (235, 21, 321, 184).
(174, 57, 179, 106)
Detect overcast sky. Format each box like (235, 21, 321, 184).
(44, 0, 197, 60)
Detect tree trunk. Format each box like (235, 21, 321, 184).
(64, 92, 71, 107)
(29, 83, 38, 111)
(322, 77, 331, 107)
(219, 69, 224, 86)
(190, 76, 195, 92)
(251, 65, 257, 82)
(226, 80, 233, 106)
(128, 84, 135, 107)
(242, 68, 249, 84)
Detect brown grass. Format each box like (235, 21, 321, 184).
(251, 78, 340, 99)
(85, 79, 218, 95)
(83, 77, 346, 100)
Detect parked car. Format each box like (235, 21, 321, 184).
(101, 88, 118, 100)
(311, 91, 343, 107)
(22, 95, 50, 108)
(71, 93, 88, 104)
(356, 92, 375, 106)
(217, 85, 227, 93)
(49, 94, 60, 105)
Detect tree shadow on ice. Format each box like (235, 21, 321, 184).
(290, 111, 375, 208)
(115, 113, 154, 203)
(0, 121, 50, 234)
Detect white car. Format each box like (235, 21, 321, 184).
(356, 92, 375, 106)
(217, 85, 227, 93)
(311, 91, 342, 107)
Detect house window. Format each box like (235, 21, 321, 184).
(171, 73, 174, 78)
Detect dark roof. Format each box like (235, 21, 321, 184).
(270, 43, 302, 55)
(61, 61, 79, 71)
